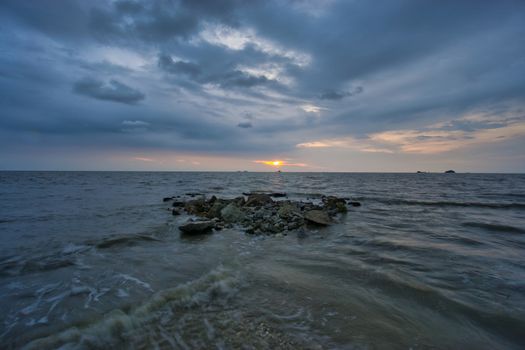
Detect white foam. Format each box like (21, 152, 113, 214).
(118, 273, 154, 292)
(116, 288, 129, 298)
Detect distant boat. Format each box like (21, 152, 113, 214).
(416, 171, 427, 173)
(444, 170, 456, 173)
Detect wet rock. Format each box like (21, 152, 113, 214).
(185, 198, 206, 215)
(207, 200, 228, 219)
(232, 196, 246, 207)
(179, 220, 214, 234)
(245, 194, 273, 207)
(185, 192, 202, 197)
(304, 210, 331, 225)
(172, 201, 185, 207)
(208, 195, 217, 204)
(336, 202, 347, 213)
(162, 197, 173, 202)
(243, 191, 286, 198)
(221, 203, 245, 223)
(277, 202, 301, 219)
(172, 209, 181, 216)
(323, 196, 347, 211)
(347, 201, 361, 207)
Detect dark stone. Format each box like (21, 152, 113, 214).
(335, 202, 347, 213)
(323, 196, 347, 210)
(185, 192, 202, 197)
(444, 170, 456, 173)
(232, 196, 246, 206)
(179, 220, 214, 234)
(208, 195, 217, 204)
(163, 197, 173, 202)
(185, 198, 206, 215)
(207, 200, 227, 219)
(172, 201, 185, 207)
(245, 194, 273, 207)
(172, 209, 181, 216)
(221, 203, 245, 223)
(348, 201, 361, 207)
(304, 210, 331, 225)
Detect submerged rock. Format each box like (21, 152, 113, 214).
(304, 210, 331, 226)
(179, 220, 215, 234)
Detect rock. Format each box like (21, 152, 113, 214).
(304, 210, 331, 225)
(347, 201, 361, 207)
(185, 192, 202, 197)
(208, 195, 217, 204)
(179, 220, 214, 234)
(245, 194, 273, 207)
(444, 170, 456, 173)
(163, 197, 173, 202)
(232, 196, 246, 206)
(172, 209, 181, 216)
(323, 196, 346, 210)
(172, 201, 185, 207)
(335, 202, 347, 213)
(243, 191, 286, 198)
(207, 200, 228, 219)
(184, 198, 206, 215)
(277, 202, 301, 219)
(221, 203, 245, 223)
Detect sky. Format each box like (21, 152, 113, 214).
(0, 0, 524, 172)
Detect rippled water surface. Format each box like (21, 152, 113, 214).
(1, 171, 525, 349)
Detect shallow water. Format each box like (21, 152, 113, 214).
(1, 171, 524, 349)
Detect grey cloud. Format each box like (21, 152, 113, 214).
(73, 78, 145, 104)
(158, 54, 276, 90)
(1, 0, 525, 170)
(319, 86, 364, 100)
(158, 54, 201, 78)
(237, 121, 253, 128)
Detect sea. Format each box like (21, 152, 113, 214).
(0, 171, 524, 349)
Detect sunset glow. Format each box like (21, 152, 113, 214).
(254, 160, 307, 168)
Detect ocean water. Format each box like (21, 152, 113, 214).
(0, 171, 524, 349)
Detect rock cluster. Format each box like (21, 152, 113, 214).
(163, 193, 360, 236)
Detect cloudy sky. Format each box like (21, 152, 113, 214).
(1, 0, 524, 172)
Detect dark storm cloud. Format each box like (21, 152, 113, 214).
(73, 78, 145, 105)
(157, 53, 278, 90)
(158, 54, 202, 78)
(1, 0, 525, 169)
(237, 121, 252, 128)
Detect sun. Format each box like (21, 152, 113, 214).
(272, 161, 281, 166)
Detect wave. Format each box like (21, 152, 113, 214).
(0, 255, 75, 277)
(93, 234, 162, 249)
(21, 266, 241, 350)
(462, 222, 525, 234)
(365, 197, 525, 209)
